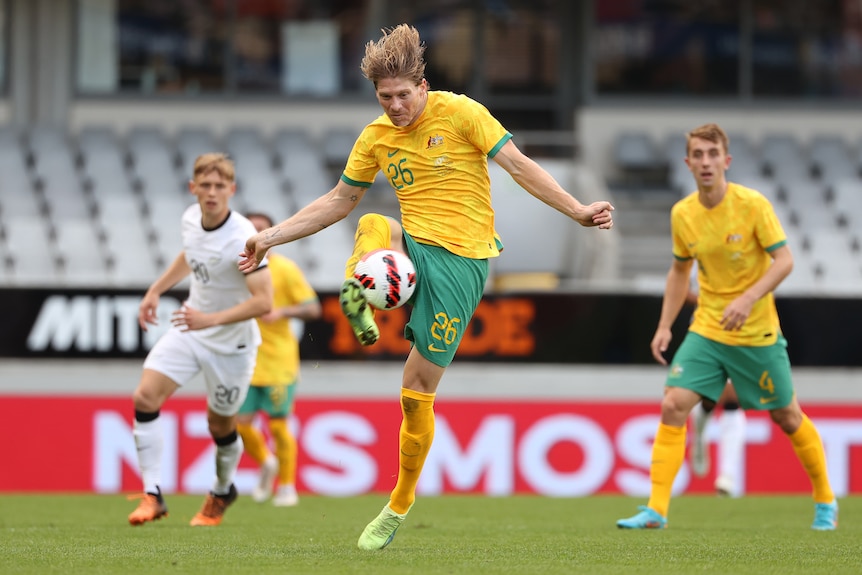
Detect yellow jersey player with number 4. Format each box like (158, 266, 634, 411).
(617, 123, 837, 532)
(239, 24, 615, 550)
(237, 212, 321, 508)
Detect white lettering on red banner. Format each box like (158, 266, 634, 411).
(1, 397, 861, 496)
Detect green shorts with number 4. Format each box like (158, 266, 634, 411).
(402, 231, 489, 367)
(667, 331, 794, 410)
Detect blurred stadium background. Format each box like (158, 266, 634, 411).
(1, 1, 861, 497)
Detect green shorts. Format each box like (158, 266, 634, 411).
(237, 383, 297, 418)
(402, 231, 488, 367)
(667, 331, 794, 410)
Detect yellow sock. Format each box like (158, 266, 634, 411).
(389, 387, 436, 515)
(344, 213, 392, 279)
(789, 414, 834, 503)
(646, 423, 686, 517)
(237, 422, 270, 465)
(269, 418, 297, 486)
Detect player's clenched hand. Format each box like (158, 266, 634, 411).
(238, 232, 267, 273)
(576, 201, 615, 230)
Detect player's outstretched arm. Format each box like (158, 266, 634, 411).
(492, 140, 614, 229)
(240, 181, 368, 273)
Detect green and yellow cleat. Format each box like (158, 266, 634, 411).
(340, 278, 379, 346)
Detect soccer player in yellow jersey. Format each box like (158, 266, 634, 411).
(617, 123, 837, 531)
(237, 213, 321, 507)
(239, 24, 615, 549)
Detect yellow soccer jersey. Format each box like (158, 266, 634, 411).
(341, 90, 512, 259)
(671, 182, 787, 346)
(251, 253, 318, 385)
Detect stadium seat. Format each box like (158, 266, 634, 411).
(0, 172, 41, 220)
(28, 126, 94, 221)
(775, 251, 819, 295)
(724, 131, 762, 182)
(127, 125, 180, 194)
(37, 168, 94, 221)
(0, 124, 22, 151)
(175, 127, 221, 178)
(662, 132, 687, 165)
(53, 219, 111, 286)
(300, 224, 354, 290)
(614, 130, 663, 171)
(805, 230, 862, 293)
(78, 126, 120, 158)
(236, 173, 293, 222)
(226, 125, 274, 174)
(100, 215, 161, 286)
(828, 178, 862, 229)
(54, 218, 107, 284)
(2, 217, 62, 285)
(131, 152, 185, 199)
(81, 151, 136, 203)
(321, 128, 357, 170)
(27, 125, 71, 161)
(127, 125, 169, 152)
(809, 135, 855, 182)
(760, 133, 807, 179)
(781, 179, 829, 211)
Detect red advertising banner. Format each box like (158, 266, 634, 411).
(1, 396, 860, 496)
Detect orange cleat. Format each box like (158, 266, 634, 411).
(189, 484, 238, 526)
(128, 492, 168, 526)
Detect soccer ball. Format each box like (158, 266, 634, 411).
(353, 249, 417, 310)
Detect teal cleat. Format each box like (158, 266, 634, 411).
(811, 500, 838, 531)
(340, 278, 379, 346)
(357, 504, 408, 550)
(616, 505, 667, 529)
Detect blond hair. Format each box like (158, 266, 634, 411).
(360, 24, 426, 86)
(686, 123, 730, 155)
(192, 152, 236, 182)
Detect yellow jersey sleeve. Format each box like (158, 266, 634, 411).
(251, 253, 319, 385)
(341, 91, 512, 259)
(671, 183, 786, 346)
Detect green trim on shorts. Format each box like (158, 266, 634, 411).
(238, 383, 297, 418)
(402, 231, 488, 367)
(667, 331, 794, 410)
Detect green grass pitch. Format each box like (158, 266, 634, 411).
(0, 494, 858, 574)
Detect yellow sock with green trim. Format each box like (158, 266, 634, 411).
(789, 414, 834, 503)
(389, 387, 436, 515)
(237, 422, 270, 465)
(269, 418, 297, 486)
(344, 213, 392, 279)
(646, 422, 686, 518)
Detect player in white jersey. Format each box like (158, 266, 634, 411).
(128, 153, 273, 527)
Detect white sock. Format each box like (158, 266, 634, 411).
(213, 434, 243, 495)
(692, 401, 711, 435)
(133, 418, 163, 494)
(718, 408, 747, 496)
